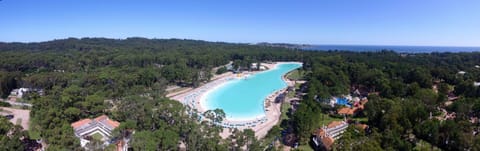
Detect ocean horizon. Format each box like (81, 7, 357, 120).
(303, 45, 480, 53)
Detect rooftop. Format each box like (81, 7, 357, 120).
(71, 119, 93, 129)
(355, 123, 368, 130)
(321, 136, 334, 150)
(315, 128, 326, 137)
(337, 107, 354, 115)
(94, 115, 120, 128)
(327, 121, 346, 129)
(71, 115, 120, 131)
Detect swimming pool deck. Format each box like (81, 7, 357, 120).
(170, 62, 299, 139)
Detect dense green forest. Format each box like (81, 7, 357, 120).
(1, 38, 480, 150)
(293, 51, 480, 150)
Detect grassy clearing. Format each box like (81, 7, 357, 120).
(287, 90, 296, 98)
(296, 144, 314, 151)
(352, 117, 368, 123)
(317, 113, 343, 127)
(287, 83, 302, 98)
(92, 132, 104, 141)
(295, 83, 301, 89)
(281, 102, 291, 121)
(287, 70, 305, 80)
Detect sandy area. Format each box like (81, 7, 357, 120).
(0, 107, 30, 130)
(170, 62, 301, 139)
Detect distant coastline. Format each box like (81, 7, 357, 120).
(302, 45, 480, 53)
(254, 42, 312, 49)
(254, 42, 480, 53)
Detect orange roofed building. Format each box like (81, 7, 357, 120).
(71, 115, 122, 149)
(312, 120, 349, 150)
(337, 98, 368, 116)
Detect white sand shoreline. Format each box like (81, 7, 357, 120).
(198, 78, 234, 116)
(170, 61, 302, 138)
(199, 62, 289, 121)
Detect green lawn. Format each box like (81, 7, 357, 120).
(295, 83, 301, 89)
(281, 102, 291, 121)
(287, 83, 302, 98)
(317, 113, 343, 127)
(295, 144, 314, 151)
(287, 70, 304, 80)
(287, 90, 296, 98)
(352, 117, 368, 123)
(92, 132, 104, 141)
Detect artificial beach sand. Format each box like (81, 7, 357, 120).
(170, 62, 300, 139)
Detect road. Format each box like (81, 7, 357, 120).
(0, 98, 32, 107)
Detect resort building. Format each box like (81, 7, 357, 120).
(71, 115, 124, 150)
(312, 120, 349, 150)
(225, 64, 234, 71)
(251, 63, 266, 70)
(355, 123, 368, 131)
(7, 88, 44, 101)
(337, 98, 368, 116)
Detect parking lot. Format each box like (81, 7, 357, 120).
(0, 107, 30, 130)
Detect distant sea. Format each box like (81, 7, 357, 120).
(303, 45, 480, 53)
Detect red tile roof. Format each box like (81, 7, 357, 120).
(321, 136, 334, 150)
(337, 107, 354, 115)
(94, 115, 108, 121)
(71, 115, 120, 129)
(337, 98, 368, 115)
(106, 119, 120, 128)
(327, 121, 345, 129)
(356, 124, 368, 130)
(95, 115, 120, 128)
(314, 128, 326, 137)
(71, 119, 92, 129)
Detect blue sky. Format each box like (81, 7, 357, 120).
(1, 0, 479, 46)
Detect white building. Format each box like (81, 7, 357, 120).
(312, 120, 349, 150)
(71, 115, 125, 150)
(8, 88, 44, 101)
(251, 63, 266, 70)
(17, 88, 30, 98)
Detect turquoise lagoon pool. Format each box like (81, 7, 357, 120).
(201, 62, 302, 121)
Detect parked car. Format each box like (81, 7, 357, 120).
(5, 114, 14, 119)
